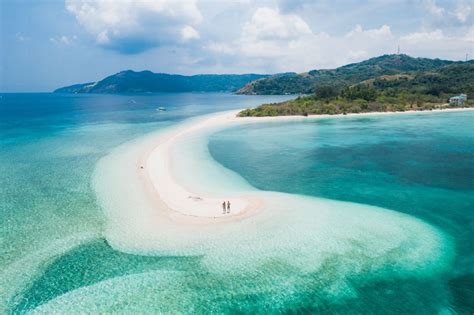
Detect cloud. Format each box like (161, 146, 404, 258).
(464, 26, 474, 42)
(61, 0, 474, 74)
(207, 12, 396, 73)
(65, 0, 202, 54)
(16, 33, 30, 42)
(181, 25, 200, 40)
(241, 7, 312, 41)
(233, 7, 316, 62)
(399, 28, 473, 59)
(50, 35, 77, 45)
(207, 7, 316, 59)
(423, 0, 445, 17)
(452, 1, 472, 23)
(401, 29, 445, 42)
(345, 24, 392, 38)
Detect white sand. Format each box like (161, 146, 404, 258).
(91, 107, 452, 278)
(140, 107, 473, 223)
(143, 110, 260, 223)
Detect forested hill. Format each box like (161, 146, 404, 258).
(239, 62, 474, 117)
(54, 71, 269, 93)
(237, 54, 467, 95)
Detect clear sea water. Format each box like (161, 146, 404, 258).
(1, 93, 473, 314)
(209, 111, 474, 313)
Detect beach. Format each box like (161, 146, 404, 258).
(143, 110, 262, 223)
(5, 93, 464, 313)
(139, 107, 474, 224)
(4, 5, 474, 309)
(92, 104, 451, 266)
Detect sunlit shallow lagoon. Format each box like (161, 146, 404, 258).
(1, 93, 473, 314)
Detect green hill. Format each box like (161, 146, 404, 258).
(237, 54, 462, 95)
(55, 71, 269, 94)
(239, 62, 474, 117)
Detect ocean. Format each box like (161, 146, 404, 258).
(1, 93, 472, 313)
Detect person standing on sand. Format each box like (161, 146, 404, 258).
(222, 201, 226, 214)
(227, 201, 231, 213)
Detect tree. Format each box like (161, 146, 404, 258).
(314, 85, 338, 99)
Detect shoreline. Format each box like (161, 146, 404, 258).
(237, 106, 474, 121)
(141, 110, 262, 224)
(138, 106, 473, 223)
(91, 103, 453, 280)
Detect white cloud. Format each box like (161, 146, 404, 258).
(207, 42, 235, 54)
(206, 13, 396, 73)
(464, 26, 474, 42)
(16, 33, 30, 42)
(241, 7, 312, 41)
(399, 28, 473, 60)
(347, 50, 369, 60)
(345, 24, 392, 38)
(452, 1, 472, 23)
(61, 0, 474, 74)
(181, 25, 200, 40)
(50, 35, 77, 45)
(96, 31, 110, 44)
(401, 29, 444, 42)
(423, 0, 445, 17)
(206, 7, 316, 62)
(205, 5, 473, 75)
(65, 0, 202, 53)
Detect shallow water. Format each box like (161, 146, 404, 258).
(1, 93, 473, 313)
(0, 93, 291, 313)
(209, 111, 474, 313)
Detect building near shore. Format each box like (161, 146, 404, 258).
(449, 94, 467, 105)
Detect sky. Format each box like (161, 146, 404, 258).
(0, 0, 473, 92)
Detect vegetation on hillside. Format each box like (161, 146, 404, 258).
(239, 63, 474, 117)
(55, 71, 269, 94)
(237, 54, 468, 95)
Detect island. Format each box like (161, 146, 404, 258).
(54, 71, 269, 94)
(238, 55, 474, 116)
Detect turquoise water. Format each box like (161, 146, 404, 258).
(1, 93, 473, 313)
(209, 111, 474, 313)
(0, 93, 291, 313)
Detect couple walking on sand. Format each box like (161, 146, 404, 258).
(222, 201, 231, 214)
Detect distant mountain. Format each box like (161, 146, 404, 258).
(54, 71, 270, 94)
(237, 54, 465, 95)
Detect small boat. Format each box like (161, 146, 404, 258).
(156, 107, 166, 111)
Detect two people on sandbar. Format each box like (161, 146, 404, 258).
(222, 200, 231, 214)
